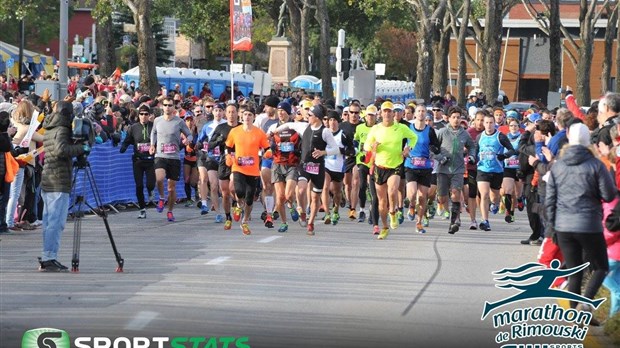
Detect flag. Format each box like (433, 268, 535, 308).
(230, 0, 253, 51)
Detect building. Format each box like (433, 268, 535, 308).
(447, 1, 617, 105)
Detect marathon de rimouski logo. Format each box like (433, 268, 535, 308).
(482, 260, 605, 347)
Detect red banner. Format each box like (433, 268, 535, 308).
(230, 0, 253, 52)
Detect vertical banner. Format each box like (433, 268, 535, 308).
(230, 0, 253, 52)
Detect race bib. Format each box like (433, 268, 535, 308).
(279, 142, 294, 152)
(162, 143, 177, 154)
(137, 143, 150, 153)
(304, 162, 320, 175)
(480, 151, 495, 161)
(507, 158, 519, 167)
(201, 141, 209, 152)
(412, 157, 427, 167)
(237, 156, 255, 166)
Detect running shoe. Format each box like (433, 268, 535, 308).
(422, 217, 429, 227)
(260, 211, 268, 222)
(38, 259, 69, 272)
(278, 223, 288, 233)
(241, 223, 251, 235)
(416, 222, 426, 234)
(299, 213, 308, 227)
(517, 196, 525, 211)
(428, 202, 437, 218)
(505, 214, 514, 223)
(348, 209, 356, 220)
(214, 214, 225, 223)
(490, 203, 499, 215)
(137, 209, 147, 219)
(307, 223, 315, 236)
(184, 199, 195, 207)
(407, 208, 416, 222)
(498, 197, 506, 214)
(373, 225, 380, 235)
(441, 210, 450, 220)
(319, 206, 325, 213)
(389, 212, 399, 230)
(469, 220, 478, 230)
(167, 211, 175, 222)
(200, 204, 209, 215)
(323, 214, 331, 225)
(156, 199, 165, 213)
(290, 207, 299, 222)
(479, 220, 491, 231)
(397, 210, 404, 225)
(224, 219, 232, 230)
(377, 228, 389, 240)
(448, 223, 459, 234)
(331, 211, 340, 225)
(264, 214, 274, 228)
(357, 211, 366, 223)
(273, 211, 280, 221)
(232, 207, 242, 222)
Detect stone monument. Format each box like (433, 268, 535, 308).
(268, 0, 292, 85)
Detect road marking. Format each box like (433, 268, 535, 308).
(258, 236, 282, 243)
(125, 311, 158, 330)
(205, 256, 231, 265)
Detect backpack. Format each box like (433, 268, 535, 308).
(4, 152, 19, 183)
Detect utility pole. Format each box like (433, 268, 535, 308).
(335, 29, 345, 106)
(59, 0, 69, 97)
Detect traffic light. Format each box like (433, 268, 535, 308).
(336, 47, 351, 80)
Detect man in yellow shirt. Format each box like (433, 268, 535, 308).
(364, 101, 417, 239)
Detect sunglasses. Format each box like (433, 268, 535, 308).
(323, 117, 329, 121)
(163, 103, 174, 107)
(432, 109, 442, 112)
(205, 105, 214, 108)
(194, 111, 203, 115)
(349, 111, 360, 114)
(139, 112, 149, 116)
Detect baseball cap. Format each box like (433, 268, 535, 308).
(393, 103, 405, 112)
(506, 110, 519, 121)
(366, 105, 378, 115)
(301, 100, 313, 110)
(214, 102, 226, 110)
(381, 101, 394, 110)
(527, 113, 542, 123)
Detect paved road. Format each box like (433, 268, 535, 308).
(0, 203, 610, 348)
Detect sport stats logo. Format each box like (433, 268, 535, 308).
(22, 328, 69, 348)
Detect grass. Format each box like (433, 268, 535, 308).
(594, 287, 620, 344)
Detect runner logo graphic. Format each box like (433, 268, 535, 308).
(22, 328, 69, 348)
(482, 259, 605, 320)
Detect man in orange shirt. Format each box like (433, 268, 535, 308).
(225, 108, 271, 235)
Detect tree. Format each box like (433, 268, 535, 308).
(432, 8, 451, 95)
(121, 0, 158, 96)
(96, 15, 116, 76)
(521, 0, 610, 105)
(0, 1, 65, 49)
(548, 0, 561, 93)
(601, 1, 618, 94)
(448, 0, 471, 105)
(315, 0, 333, 100)
(373, 24, 417, 81)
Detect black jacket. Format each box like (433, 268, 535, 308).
(545, 145, 617, 233)
(41, 102, 86, 193)
(120, 121, 154, 159)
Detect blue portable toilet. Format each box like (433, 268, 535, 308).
(177, 68, 201, 96)
(211, 71, 231, 99)
(234, 73, 253, 97)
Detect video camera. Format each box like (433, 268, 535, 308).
(72, 115, 95, 147)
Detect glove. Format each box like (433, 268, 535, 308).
(439, 156, 449, 165)
(497, 154, 507, 161)
(83, 144, 91, 156)
(467, 155, 476, 165)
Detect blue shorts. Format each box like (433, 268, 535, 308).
(261, 158, 273, 169)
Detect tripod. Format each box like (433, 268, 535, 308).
(70, 155, 124, 272)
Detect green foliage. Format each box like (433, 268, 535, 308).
(111, 8, 173, 66)
(470, 0, 486, 19)
(0, 0, 68, 47)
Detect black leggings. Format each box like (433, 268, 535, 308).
(233, 172, 258, 207)
(369, 169, 379, 226)
(556, 231, 609, 308)
(358, 164, 369, 209)
(133, 159, 155, 209)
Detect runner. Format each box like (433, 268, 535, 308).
(500, 115, 522, 224)
(339, 102, 362, 220)
(257, 98, 282, 229)
(404, 104, 440, 234)
(225, 107, 271, 235)
(196, 103, 226, 220)
(182, 113, 199, 207)
(119, 104, 155, 219)
(364, 101, 418, 240)
(271, 104, 340, 235)
(208, 104, 240, 229)
(267, 102, 302, 233)
(475, 112, 516, 231)
(322, 110, 355, 225)
(465, 111, 485, 229)
(149, 97, 193, 222)
(353, 105, 378, 229)
(436, 106, 476, 234)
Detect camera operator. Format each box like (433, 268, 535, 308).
(120, 104, 155, 219)
(38, 101, 89, 272)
